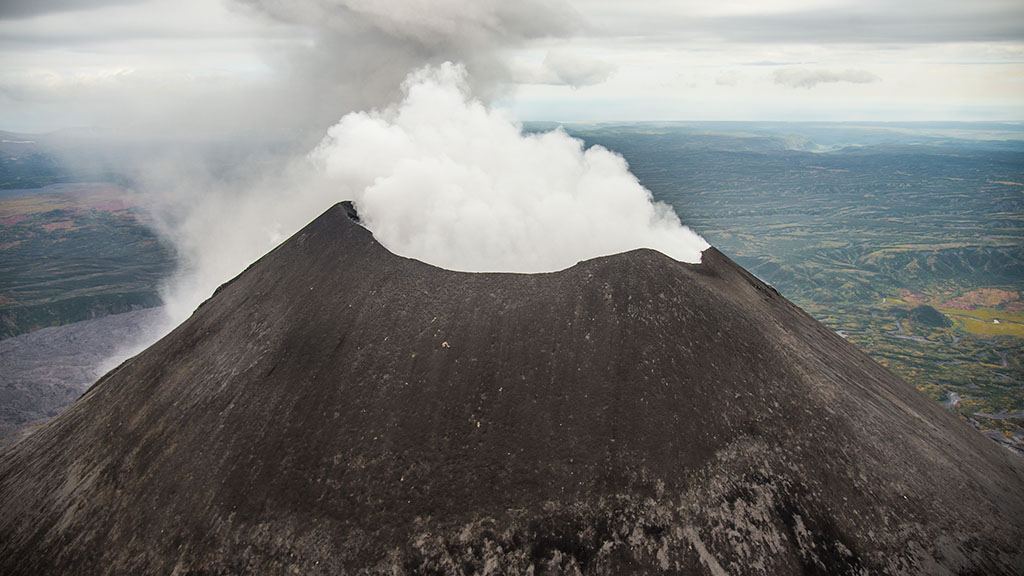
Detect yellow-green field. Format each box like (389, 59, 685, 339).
(942, 308, 1024, 338)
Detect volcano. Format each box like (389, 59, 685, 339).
(1, 202, 1022, 575)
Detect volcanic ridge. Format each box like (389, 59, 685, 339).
(1, 202, 1022, 575)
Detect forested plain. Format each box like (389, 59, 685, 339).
(559, 122, 1024, 451)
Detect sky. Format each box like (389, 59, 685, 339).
(1, 0, 1022, 134)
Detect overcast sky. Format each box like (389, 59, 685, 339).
(1, 0, 1022, 134)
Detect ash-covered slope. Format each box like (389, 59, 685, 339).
(1, 203, 1022, 575)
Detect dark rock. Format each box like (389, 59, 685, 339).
(909, 304, 952, 327)
(0, 307, 164, 445)
(341, 199, 360, 222)
(1, 202, 1022, 575)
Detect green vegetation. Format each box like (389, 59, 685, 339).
(0, 184, 174, 338)
(563, 122, 1024, 441)
(942, 308, 1024, 338)
(905, 305, 952, 328)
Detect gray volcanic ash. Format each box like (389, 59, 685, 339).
(1, 203, 1022, 575)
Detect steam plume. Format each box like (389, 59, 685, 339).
(97, 1, 707, 369)
(232, 0, 583, 141)
(313, 63, 707, 272)
(145, 63, 707, 333)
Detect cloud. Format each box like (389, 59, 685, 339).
(509, 47, 616, 89)
(715, 72, 740, 87)
(231, 0, 584, 133)
(542, 48, 616, 88)
(0, 0, 143, 20)
(40, 0, 617, 374)
(574, 0, 1024, 45)
(0, 0, 585, 142)
(0, 68, 281, 140)
(740, 61, 802, 67)
(773, 68, 880, 89)
(141, 62, 707, 332)
(0, 0, 295, 137)
(3, 0, 1022, 134)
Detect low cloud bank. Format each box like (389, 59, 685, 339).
(773, 68, 880, 89)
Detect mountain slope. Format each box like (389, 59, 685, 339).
(1, 202, 1022, 575)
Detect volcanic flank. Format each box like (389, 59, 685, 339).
(1, 203, 1022, 575)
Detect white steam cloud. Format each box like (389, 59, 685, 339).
(313, 63, 707, 272)
(88, 0, 706, 372)
(135, 62, 707, 340)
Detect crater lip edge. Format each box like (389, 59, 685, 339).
(329, 200, 716, 275)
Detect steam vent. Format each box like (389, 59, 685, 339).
(1, 202, 1022, 575)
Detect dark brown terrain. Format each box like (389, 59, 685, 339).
(1, 202, 1022, 575)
